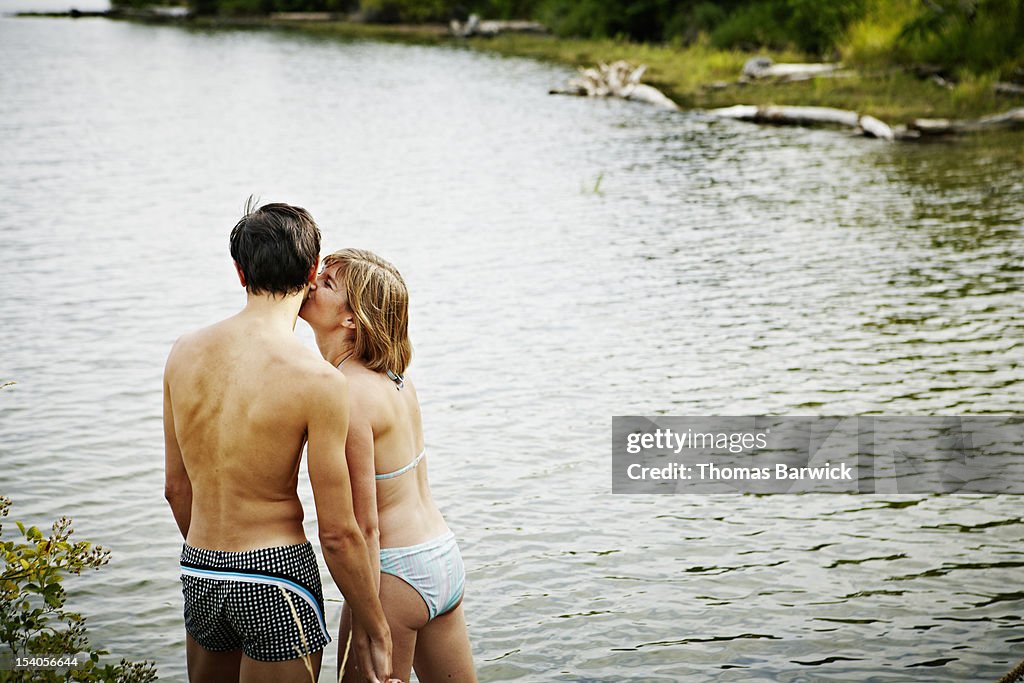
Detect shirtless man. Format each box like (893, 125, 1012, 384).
(163, 202, 393, 682)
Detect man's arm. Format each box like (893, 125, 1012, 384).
(306, 371, 392, 682)
(163, 357, 192, 539)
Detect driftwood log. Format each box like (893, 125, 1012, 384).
(995, 82, 1024, 96)
(708, 104, 894, 140)
(741, 57, 844, 83)
(906, 107, 1024, 136)
(450, 14, 546, 38)
(550, 61, 679, 110)
(709, 104, 1024, 140)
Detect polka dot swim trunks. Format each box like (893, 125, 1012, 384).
(180, 542, 332, 662)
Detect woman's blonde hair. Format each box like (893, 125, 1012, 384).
(323, 248, 412, 375)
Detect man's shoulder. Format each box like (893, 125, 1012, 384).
(163, 327, 202, 373)
(164, 321, 226, 369)
(283, 358, 348, 426)
(279, 350, 348, 396)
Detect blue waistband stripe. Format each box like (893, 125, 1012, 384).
(180, 564, 329, 640)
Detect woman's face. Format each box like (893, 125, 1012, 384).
(299, 262, 350, 332)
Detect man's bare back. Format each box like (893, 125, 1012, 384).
(165, 311, 340, 550)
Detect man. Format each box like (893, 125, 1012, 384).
(164, 201, 393, 682)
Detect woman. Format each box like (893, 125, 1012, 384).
(300, 248, 476, 683)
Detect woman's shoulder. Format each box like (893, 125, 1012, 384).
(344, 363, 386, 396)
(345, 364, 413, 409)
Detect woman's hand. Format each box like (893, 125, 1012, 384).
(352, 620, 396, 683)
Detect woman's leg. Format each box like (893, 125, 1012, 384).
(412, 603, 477, 683)
(340, 575, 425, 682)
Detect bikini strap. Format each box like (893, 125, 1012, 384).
(386, 368, 405, 390)
(375, 448, 426, 480)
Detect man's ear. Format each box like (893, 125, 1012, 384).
(234, 262, 246, 288)
(307, 257, 320, 284)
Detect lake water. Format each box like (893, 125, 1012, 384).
(1, 4, 1022, 681)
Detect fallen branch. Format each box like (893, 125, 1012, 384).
(994, 82, 1024, 97)
(740, 57, 844, 83)
(450, 14, 546, 38)
(997, 656, 1024, 683)
(550, 60, 679, 110)
(907, 107, 1024, 135)
(708, 104, 893, 140)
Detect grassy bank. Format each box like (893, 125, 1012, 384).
(172, 15, 1024, 124)
(471, 32, 1019, 122)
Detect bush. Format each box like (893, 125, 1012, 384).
(357, 0, 456, 22)
(529, 0, 865, 53)
(897, 0, 1024, 76)
(841, 0, 918, 66)
(665, 2, 729, 45)
(709, 0, 792, 51)
(189, 0, 355, 16)
(786, 0, 865, 55)
(0, 496, 156, 682)
(710, 0, 865, 54)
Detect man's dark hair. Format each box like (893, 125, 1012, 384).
(229, 199, 321, 296)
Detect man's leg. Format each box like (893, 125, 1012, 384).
(239, 650, 323, 683)
(186, 632, 242, 682)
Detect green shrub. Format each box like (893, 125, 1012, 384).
(841, 0, 918, 66)
(709, 0, 791, 51)
(466, 0, 538, 20)
(534, 0, 618, 39)
(189, 0, 354, 16)
(897, 0, 1024, 76)
(786, 0, 865, 55)
(358, 0, 456, 22)
(666, 1, 728, 44)
(0, 496, 156, 682)
(710, 0, 866, 54)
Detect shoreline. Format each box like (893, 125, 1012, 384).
(15, 10, 1024, 127)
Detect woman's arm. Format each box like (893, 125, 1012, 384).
(346, 380, 381, 588)
(307, 372, 392, 680)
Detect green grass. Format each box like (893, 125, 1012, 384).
(840, 0, 917, 67)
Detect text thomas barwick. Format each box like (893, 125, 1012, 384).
(626, 462, 853, 481)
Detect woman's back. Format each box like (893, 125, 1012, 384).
(344, 362, 448, 548)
